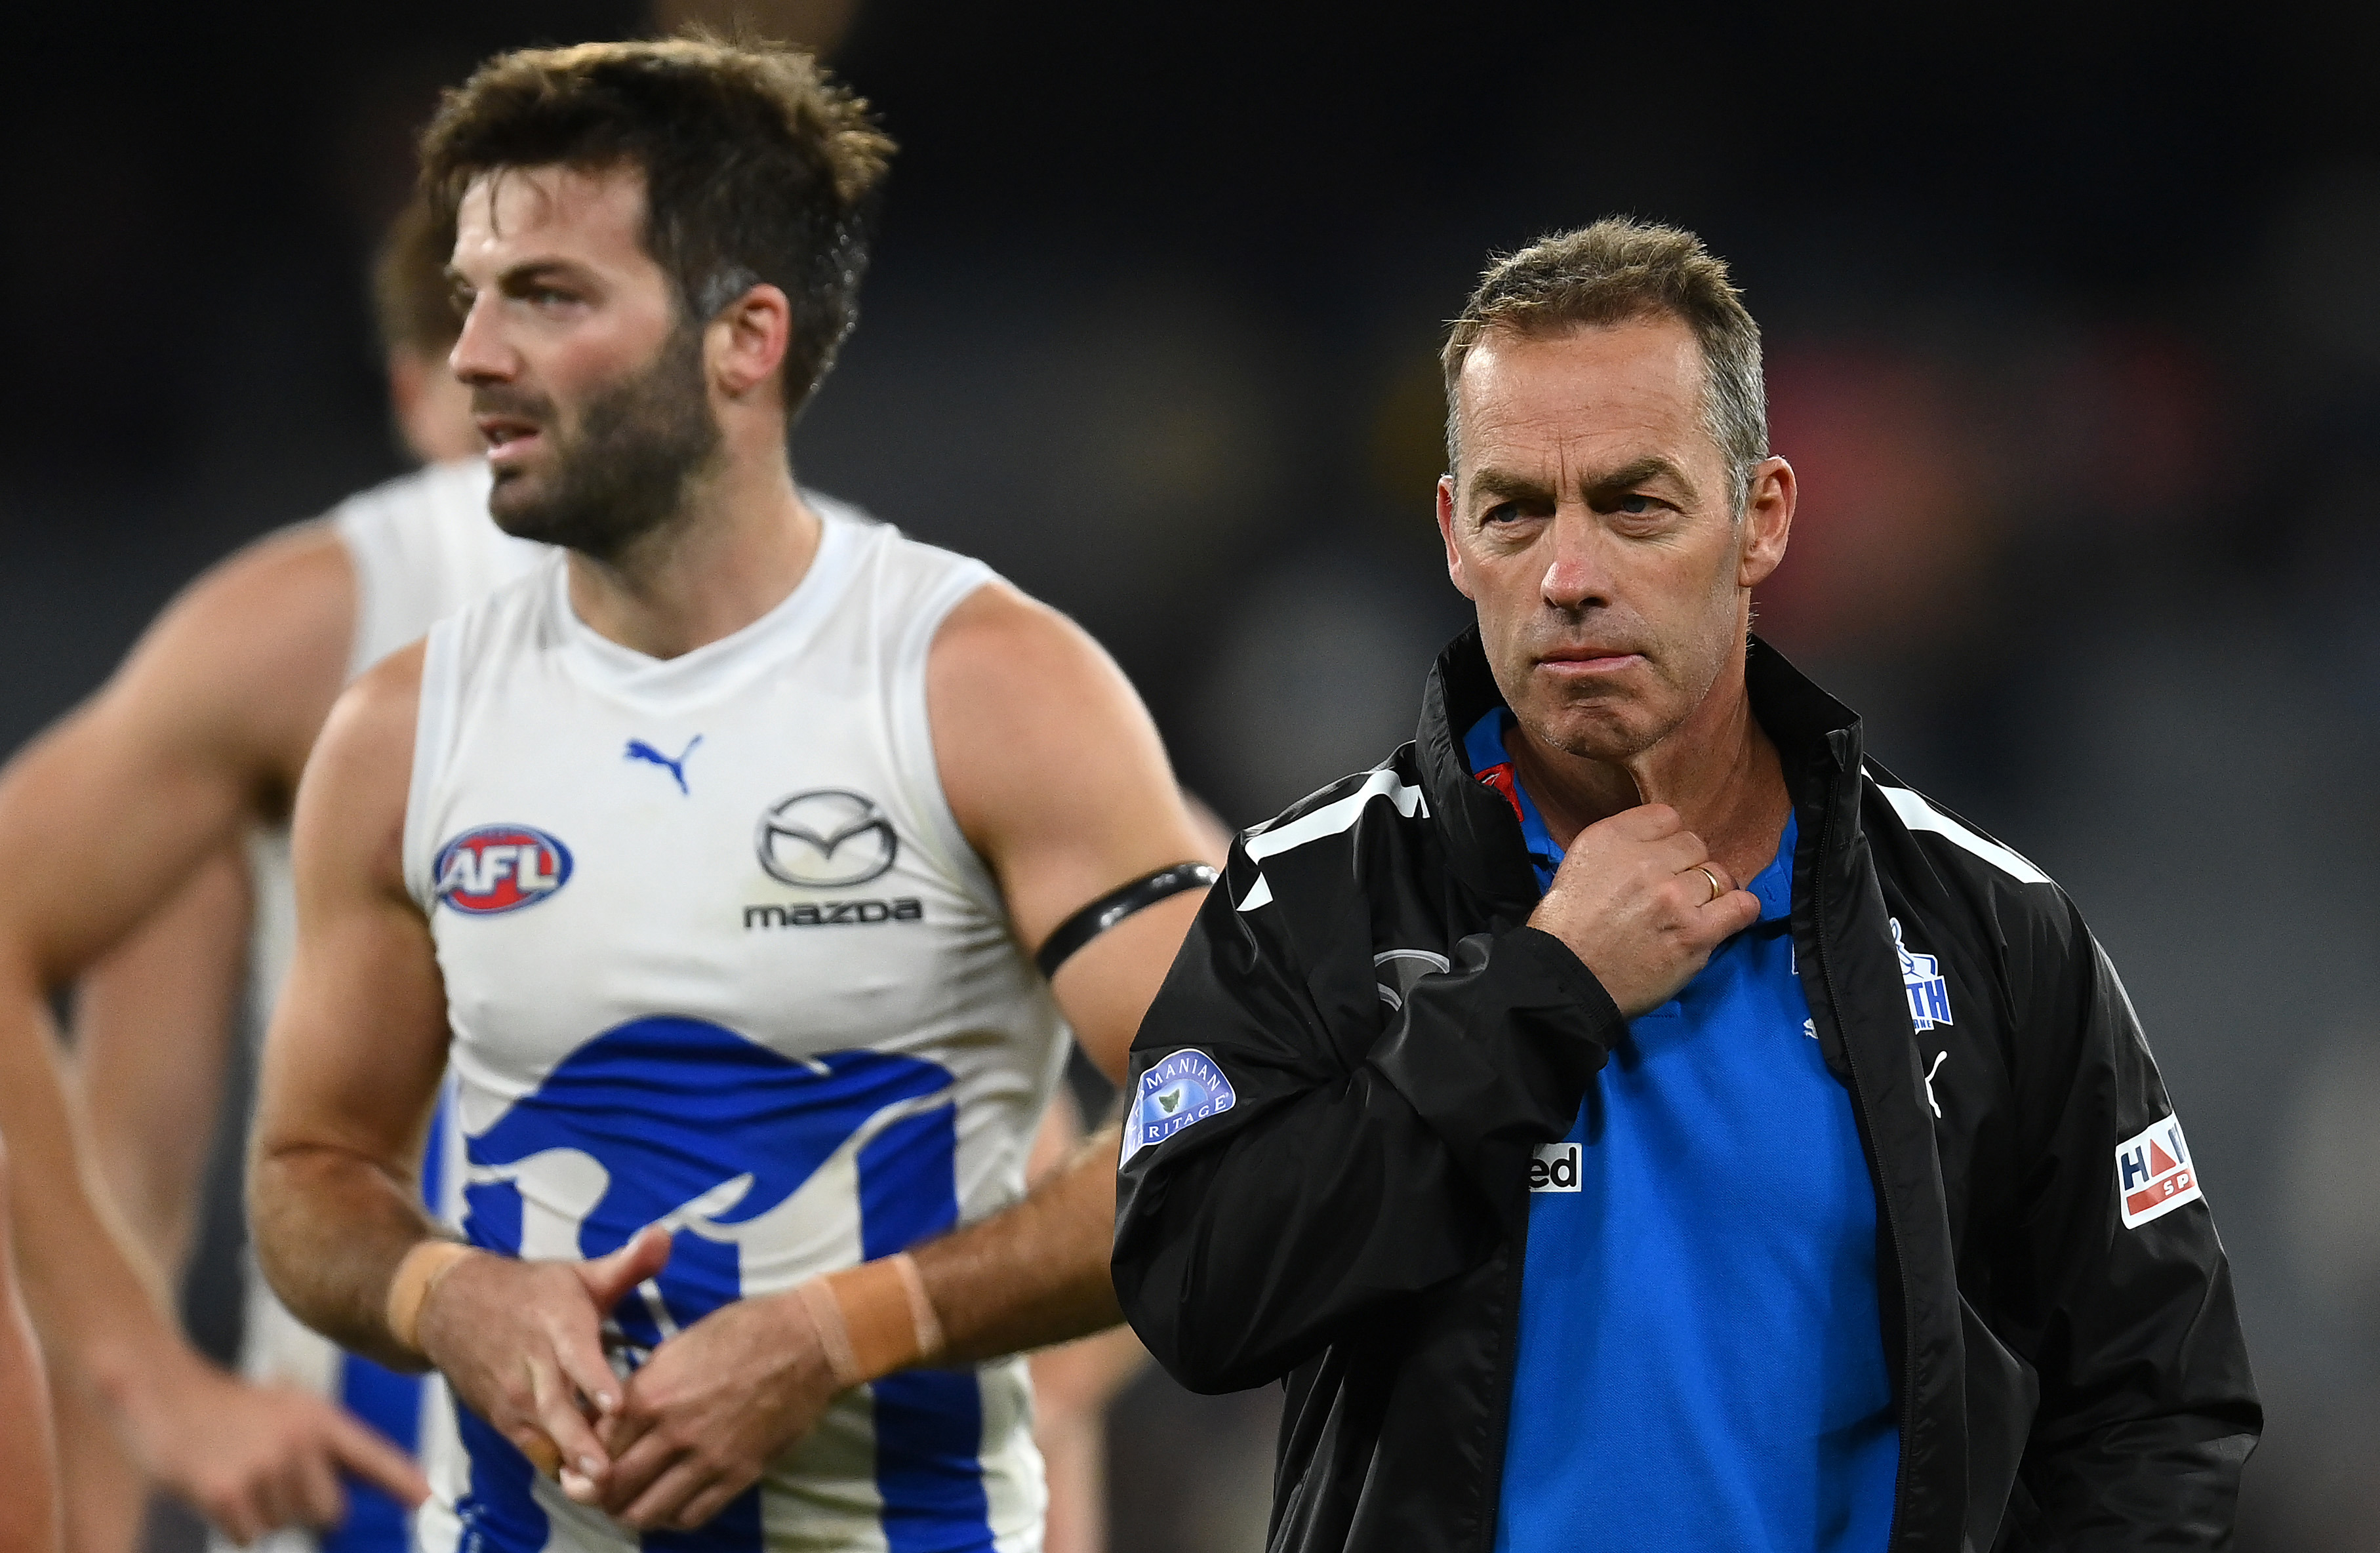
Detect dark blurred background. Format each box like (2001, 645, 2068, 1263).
(6, 2, 2378, 1547)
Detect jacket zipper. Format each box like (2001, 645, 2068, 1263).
(1811, 763, 1918, 1548)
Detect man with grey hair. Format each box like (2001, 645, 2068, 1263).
(1113, 218, 2259, 1551)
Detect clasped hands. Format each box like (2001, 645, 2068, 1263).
(415, 1225, 842, 1531)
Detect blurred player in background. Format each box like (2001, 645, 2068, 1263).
(48, 195, 538, 1553)
(251, 35, 1212, 1550)
(0, 192, 511, 1553)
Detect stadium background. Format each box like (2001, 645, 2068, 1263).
(4, 1, 2375, 1546)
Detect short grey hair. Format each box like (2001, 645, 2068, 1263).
(1442, 218, 1768, 515)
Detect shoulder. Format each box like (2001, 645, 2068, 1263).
(1224, 748, 1437, 921)
(1855, 758, 2091, 1009)
(151, 519, 355, 668)
(284, 645, 421, 904)
(1859, 759, 2063, 912)
(925, 580, 1163, 829)
(929, 579, 1106, 693)
(296, 641, 424, 880)
(314, 641, 425, 770)
(328, 459, 489, 546)
(99, 521, 355, 778)
(1241, 754, 1435, 866)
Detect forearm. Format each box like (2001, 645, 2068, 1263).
(70, 849, 249, 1280)
(1114, 929, 1617, 1391)
(912, 1124, 1125, 1366)
(0, 969, 191, 1409)
(248, 1142, 444, 1371)
(0, 1146, 60, 1553)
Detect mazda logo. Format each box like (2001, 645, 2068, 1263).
(755, 789, 899, 889)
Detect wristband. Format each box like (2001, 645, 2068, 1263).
(385, 1240, 478, 1358)
(793, 1252, 946, 1390)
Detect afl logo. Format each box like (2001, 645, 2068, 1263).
(434, 825, 574, 915)
(756, 790, 898, 889)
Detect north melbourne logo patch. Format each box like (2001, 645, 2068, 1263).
(2116, 1115, 2202, 1228)
(1893, 918, 1954, 1032)
(1118, 1049, 1236, 1169)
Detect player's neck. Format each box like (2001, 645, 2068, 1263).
(563, 452, 822, 660)
(1509, 652, 1790, 885)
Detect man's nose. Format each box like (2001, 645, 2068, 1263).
(1538, 506, 1613, 612)
(448, 293, 515, 386)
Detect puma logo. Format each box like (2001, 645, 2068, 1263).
(625, 736, 703, 796)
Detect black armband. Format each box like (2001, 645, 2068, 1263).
(1035, 862, 1219, 978)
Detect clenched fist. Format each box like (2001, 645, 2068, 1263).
(1528, 804, 1760, 1017)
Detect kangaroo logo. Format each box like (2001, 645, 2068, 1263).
(452, 1019, 969, 1540)
(624, 736, 703, 795)
(462, 1019, 956, 1342)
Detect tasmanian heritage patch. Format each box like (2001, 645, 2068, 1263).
(1118, 1049, 1236, 1169)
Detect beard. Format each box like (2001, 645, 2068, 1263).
(481, 325, 722, 562)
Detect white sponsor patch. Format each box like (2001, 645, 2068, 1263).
(1529, 1141, 1581, 1193)
(2115, 1114, 2202, 1228)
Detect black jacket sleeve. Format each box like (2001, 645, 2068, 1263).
(1111, 835, 1623, 1394)
(1999, 889, 2261, 1546)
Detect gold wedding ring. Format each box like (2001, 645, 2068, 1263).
(1695, 865, 1723, 904)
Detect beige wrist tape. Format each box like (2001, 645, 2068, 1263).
(794, 1252, 945, 1390)
(385, 1240, 479, 1356)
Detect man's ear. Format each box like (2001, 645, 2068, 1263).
(709, 283, 793, 401)
(1737, 456, 1796, 590)
(1437, 475, 1476, 601)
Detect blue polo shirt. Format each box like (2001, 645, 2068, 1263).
(1466, 712, 1897, 1553)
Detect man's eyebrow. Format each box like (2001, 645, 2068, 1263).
(448, 258, 597, 294)
(1466, 467, 1555, 505)
(1580, 456, 1697, 504)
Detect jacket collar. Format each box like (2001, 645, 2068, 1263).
(1415, 627, 1864, 906)
(1417, 626, 1543, 921)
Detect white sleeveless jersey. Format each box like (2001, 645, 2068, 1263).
(402, 506, 1062, 1553)
(230, 460, 543, 1553)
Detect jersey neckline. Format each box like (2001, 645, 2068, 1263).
(546, 502, 866, 708)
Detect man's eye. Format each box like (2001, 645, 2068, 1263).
(1615, 493, 1657, 515)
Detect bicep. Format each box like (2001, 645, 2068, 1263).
(929, 587, 1222, 1084)
(254, 656, 447, 1181)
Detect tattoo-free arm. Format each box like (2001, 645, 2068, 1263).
(247, 643, 450, 1369)
(919, 582, 1223, 1352)
(913, 1123, 1127, 1363)
(72, 847, 253, 1292)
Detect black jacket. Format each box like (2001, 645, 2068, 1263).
(1113, 631, 2259, 1553)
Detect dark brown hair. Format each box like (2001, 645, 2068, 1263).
(371, 194, 461, 359)
(1442, 218, 1767, 512)
(419, 35, 895, 422)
